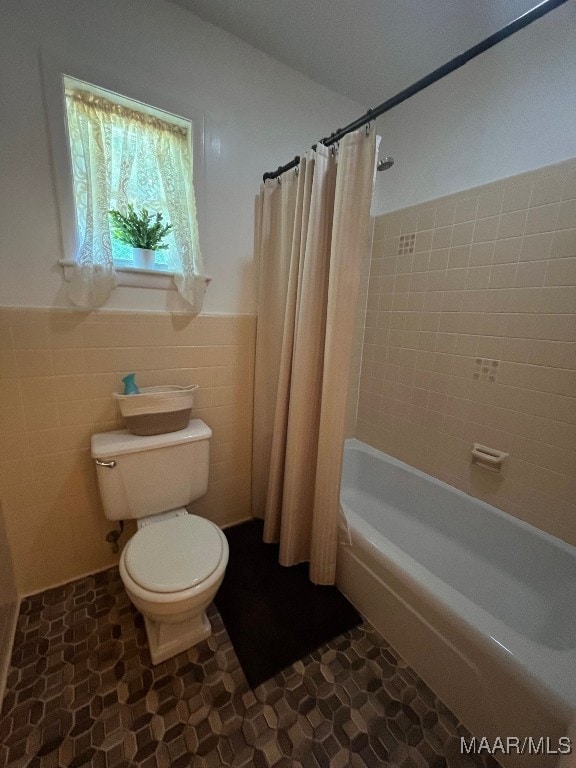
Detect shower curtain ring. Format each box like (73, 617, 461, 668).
(365, 123, 371, 136)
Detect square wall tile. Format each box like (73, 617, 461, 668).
(357, 157, 576, 547)
(0, 308, 256, 595)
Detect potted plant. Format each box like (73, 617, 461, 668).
(108, 204, 172, 268)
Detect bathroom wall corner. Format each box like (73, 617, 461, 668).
(345, 216, 374, 438)
(0, 501, 19, 709)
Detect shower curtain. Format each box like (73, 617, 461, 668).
(252, 127, 377, 584)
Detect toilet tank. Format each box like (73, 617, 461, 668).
(91, 419, 211, 521)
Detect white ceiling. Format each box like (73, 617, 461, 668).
(169, 0, 542, 107)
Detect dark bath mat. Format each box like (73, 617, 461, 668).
(214, 518, 362, 688)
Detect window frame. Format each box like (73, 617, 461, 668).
(41, 50, 206, 288)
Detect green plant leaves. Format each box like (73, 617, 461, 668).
(108, 204, 172, 250)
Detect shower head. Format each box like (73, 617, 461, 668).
(377, 156, 394, 172)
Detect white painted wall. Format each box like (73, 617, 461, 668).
(373, 2, 576, 215)
(0, 0, 362, 314)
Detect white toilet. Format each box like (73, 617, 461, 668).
(91, 419, 229, 665)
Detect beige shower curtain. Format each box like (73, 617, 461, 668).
(252, 128, 377, 584)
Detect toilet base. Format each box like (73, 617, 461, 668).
(144, 611, 212, 665)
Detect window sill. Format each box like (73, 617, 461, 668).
(116, 266, 177, 290)
(58, 260, 212, 290)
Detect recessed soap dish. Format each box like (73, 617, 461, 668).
(471, 443, 508, 473)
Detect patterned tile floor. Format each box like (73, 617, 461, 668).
(0, 568, 500, 768)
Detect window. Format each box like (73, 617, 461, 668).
(64, 77, 200, 272)
(54, 74, 205, 311)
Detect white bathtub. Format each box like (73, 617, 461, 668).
(337, 439, 576, 768)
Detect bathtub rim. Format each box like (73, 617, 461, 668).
(340, 438, 576, 715)
(343, 438, 576, 560)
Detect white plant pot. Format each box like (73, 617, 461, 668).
(132, 248, 156, 269)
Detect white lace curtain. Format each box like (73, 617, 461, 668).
(65, 88, 205, 312)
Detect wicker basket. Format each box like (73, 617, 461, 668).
(113, 385, 198, 436)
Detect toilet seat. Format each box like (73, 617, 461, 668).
(123, 515, 224, 593)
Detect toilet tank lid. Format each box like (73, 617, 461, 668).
(91, 419, 212, 459)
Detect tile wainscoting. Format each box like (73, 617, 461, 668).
(357, 158, 576, 544)
(0, 309, 255, 595)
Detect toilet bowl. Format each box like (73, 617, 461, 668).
(91, 420, 228, 664)
(120, 510, 228, 663)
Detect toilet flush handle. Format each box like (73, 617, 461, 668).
(95, 458, 116, 468)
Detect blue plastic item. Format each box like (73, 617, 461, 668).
(121, 373, 140, 395)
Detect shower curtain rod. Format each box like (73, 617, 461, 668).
(262, 0, 569, 182)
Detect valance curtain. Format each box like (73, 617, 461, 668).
(64, 89, 205, 312)
(252, 128, 377, 584)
